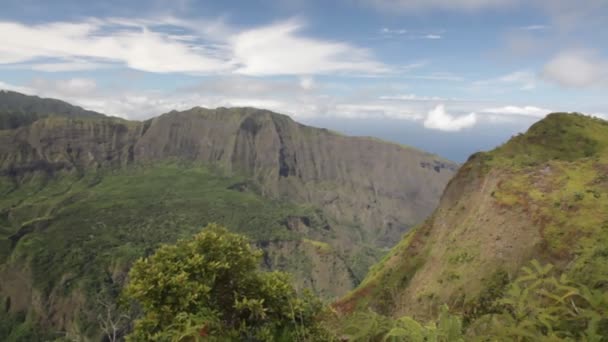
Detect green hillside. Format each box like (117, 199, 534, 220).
(337, 113, 608, 325)
(0, 163, 354, 339)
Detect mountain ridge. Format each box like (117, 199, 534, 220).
(336, 112, 608, 321)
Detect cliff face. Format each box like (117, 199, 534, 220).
(337, 113, 608, 320)
(0, 92, 457, 338)
(1, 106, 456, 248)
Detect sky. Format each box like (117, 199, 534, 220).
(0, 0, 607, 161)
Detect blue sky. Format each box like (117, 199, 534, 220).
(0, 0, 607, 161)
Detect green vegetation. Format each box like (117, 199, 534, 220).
(468, 260, 608, 341)
(124, 224, 330, 341)
(334, 260, 607, 341)
(0, 309, 51, 342)
(338, 113, 608, 325)
(0, 163, 339, 339)
(0, 90, 105, 129)
(337, 304, 464, 342)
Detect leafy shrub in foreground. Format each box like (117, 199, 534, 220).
(123, 224, 330, 341)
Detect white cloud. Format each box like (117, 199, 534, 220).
(332, 103, 424, 120)
(591, 112, 608, 120)
(0, 20, 231, 74)
(520, 24, 549, 30)
(232, 20, 385, 76)
(423, 104, 477, 131)
(403, 72, 464, 81)
(0, 17, 384, 76)
(535, 0, 607, 30)
(379, 94, 445, 101)
(379, 27, 444, 40)
(30, 78, 98, 97)
(0, 59, 112, 72)
(474, 70, 537, 90)
(482, 105, 551, 117)
(381, 27, 408, 34)
(0, 81, 33, 94)
(541, 50, 608, 88)
(299, 76, 315, 90)
(499, 71, 537, 90)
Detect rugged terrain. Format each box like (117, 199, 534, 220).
(337, 113, 608, 322)
(0, 90, 456, 339)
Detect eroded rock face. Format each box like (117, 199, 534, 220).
(0, 107, 457, 246)
(0, 107, 457, 249)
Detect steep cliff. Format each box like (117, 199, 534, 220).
(1, 105, 455, 248)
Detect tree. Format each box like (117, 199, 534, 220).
(123, 224, 328, 341)
(97, 294, 131, 342)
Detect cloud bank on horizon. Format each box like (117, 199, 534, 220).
(0, 0, 606, 136)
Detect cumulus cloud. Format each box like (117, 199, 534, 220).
(541, 50, 608, 88)
(0, 17, 384, 76)
(423, 105, 477, 131)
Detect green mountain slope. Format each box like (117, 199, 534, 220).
(337, 113, 608, 321)
(0, 90, 104, 130)
(0, 92, 457, 339)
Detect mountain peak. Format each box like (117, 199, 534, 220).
(485, 112, 608, 167)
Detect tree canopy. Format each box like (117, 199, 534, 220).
(124, 224, 328, 341)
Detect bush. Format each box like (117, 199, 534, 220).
(123, 224, 330, 341)
(468, 260, 608, 341)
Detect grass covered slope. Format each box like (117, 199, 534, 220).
(337, 113, 608, 320)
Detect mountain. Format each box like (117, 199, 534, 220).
(0, 90, 104, 130)
(0, 92, 457, 339)
(336, 113, 608, 321)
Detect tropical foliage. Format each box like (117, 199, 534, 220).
(124, 224, 330, 341)
(469, 260, 608, 341)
